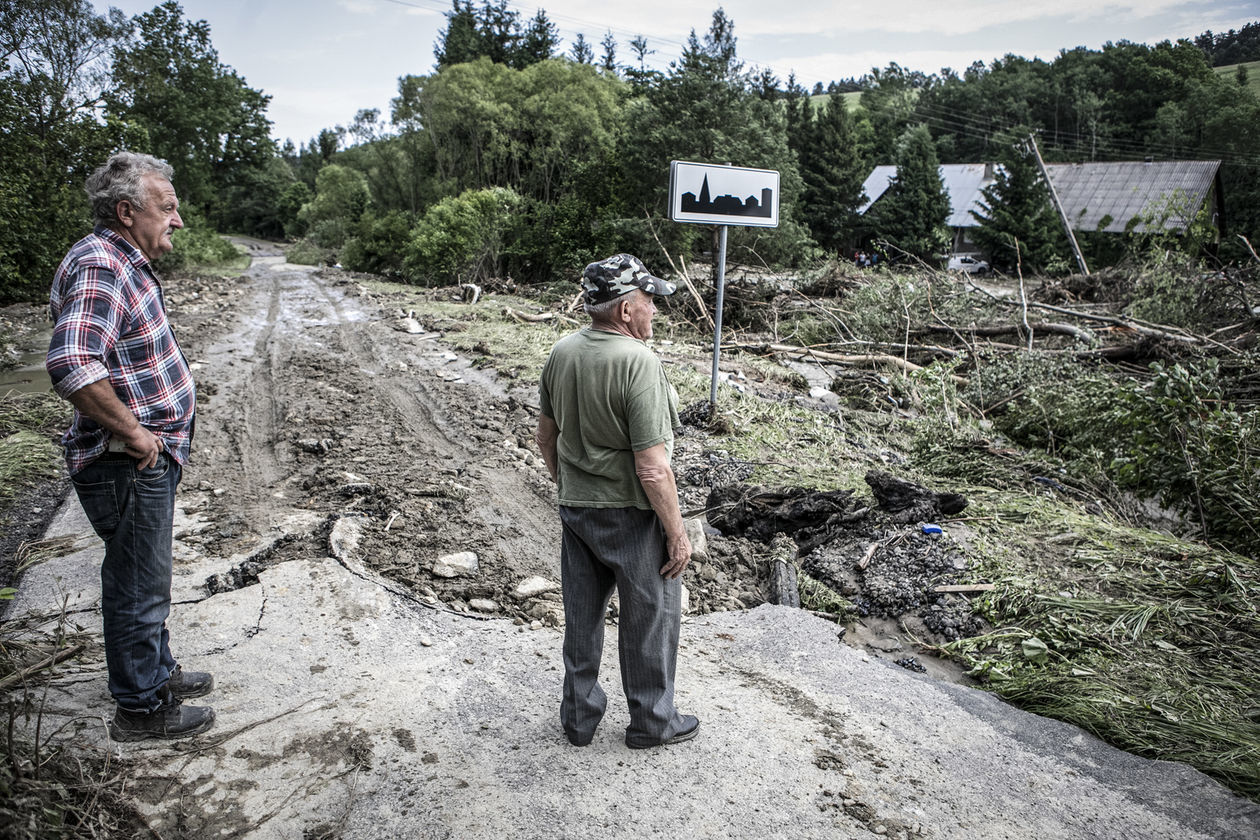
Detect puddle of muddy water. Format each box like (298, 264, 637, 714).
(1, 328, 53, 394)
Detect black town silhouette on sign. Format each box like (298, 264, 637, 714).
(680, 175, 774, 219)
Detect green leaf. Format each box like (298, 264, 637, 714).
(1021, 636, 1049, 662)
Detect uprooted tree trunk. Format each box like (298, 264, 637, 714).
(767, 533, 800, 608)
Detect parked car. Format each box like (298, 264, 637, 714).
(947, 254, 990, 274)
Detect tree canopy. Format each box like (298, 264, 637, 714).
(5, 2, 1260, 302)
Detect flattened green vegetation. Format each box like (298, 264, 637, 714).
(363, 280, 571, 384)
(0, 392, 66, 509)
(940, 490, 1260, 799)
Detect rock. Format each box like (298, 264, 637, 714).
(337, 471, 374, 496)
(685, 516, 708, 560)
(431, 551, 479, 578)
(469, 598, 497, 613)
(296, 438, 333, 454)
(514, 576, 559, 600)
(329, 516, 366, 561)
(681, 583, 690, 615)
(869, 637, 903, 653)
(419, 635, 434, 647)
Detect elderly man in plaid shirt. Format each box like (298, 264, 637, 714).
(46, 152, 215, 741)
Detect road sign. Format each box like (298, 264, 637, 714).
(669, 161, 780, 228)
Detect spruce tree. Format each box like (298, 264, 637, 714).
(799, 95, 867, 253)
(868, 125, 950, 262)
(434, 0, 479, 67)
(515, 9, 559, 68)
(570, 33, 593, 65)
(970, 137, 1064, 273)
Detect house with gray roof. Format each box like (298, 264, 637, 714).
(859, 160, 1224, 257)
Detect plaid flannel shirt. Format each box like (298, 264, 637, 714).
(46, 226, 195, 475)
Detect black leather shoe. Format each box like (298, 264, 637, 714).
(167, 665, 214, 699)
(626, 715, 700, 749)
(110, 689, 215, 742)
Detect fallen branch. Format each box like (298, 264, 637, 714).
(504, 306, 578, 326)
(0, 643, 87, 692)
(723, 342, 968, 384)
(917, 321, 1096, 343)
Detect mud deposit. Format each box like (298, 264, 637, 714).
(149, 244, 979, 679)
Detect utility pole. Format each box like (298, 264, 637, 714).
(1027, 133, 1089, 276)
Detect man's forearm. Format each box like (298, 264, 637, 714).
(634, 444, 686, 539)
(67, 379, 143, 439)
(535, 415, 560, 483)
(66, 379, 163, 467)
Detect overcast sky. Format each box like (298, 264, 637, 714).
(94, 0, 1260, 146)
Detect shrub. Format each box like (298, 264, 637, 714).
(342, 210, 417, 278)
(286, 237, 334, 267)
(297, 165, 369, 249)
(403, 187, 522, 286)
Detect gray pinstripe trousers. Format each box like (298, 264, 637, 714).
(558, 505, 688, 746)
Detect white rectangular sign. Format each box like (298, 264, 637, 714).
(669, 161, 780, 228)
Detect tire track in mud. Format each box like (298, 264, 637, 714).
(182, 254, 561, 617)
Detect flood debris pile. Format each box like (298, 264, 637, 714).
(698, 470, 987, 646)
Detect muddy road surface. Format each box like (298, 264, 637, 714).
(178, 243, 563, 624)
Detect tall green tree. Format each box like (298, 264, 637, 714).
(970, 137, 1065, 272)
(298, 163, 370, 249)
(799, 95, 867, 253)
(617, 9, 815, 268)
(516, 9, 559, 67)
(434, 0, 479, 67)
(0, 0, 127, 301)
(107, 1, 273, 219)
(570, 33, 593, 65)
(867, 124, 950, 262)
(599, 31, 617, 74)
(860, 63, 930, 163)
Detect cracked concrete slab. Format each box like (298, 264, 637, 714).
(7, 495, 1260, 840)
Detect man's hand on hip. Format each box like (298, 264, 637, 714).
(122, 426, 164, 470)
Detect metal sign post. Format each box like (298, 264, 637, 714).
(668, 161, 780, 412)
(709, 225, 729, 407)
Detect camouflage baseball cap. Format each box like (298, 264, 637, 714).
(581, 254, 676, 305)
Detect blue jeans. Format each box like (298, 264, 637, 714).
(71, 453, 181, 712)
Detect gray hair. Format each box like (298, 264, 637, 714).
(583, 293, 628, 323)
(85, 152, 175, 226)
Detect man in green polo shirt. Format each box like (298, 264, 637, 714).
(535, 253, 699, 750)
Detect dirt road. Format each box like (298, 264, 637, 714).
(181, 241, 562, 621)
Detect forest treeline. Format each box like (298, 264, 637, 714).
(4, 0, 1260, 302)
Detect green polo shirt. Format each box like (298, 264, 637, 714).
(538, 327, 679, 509)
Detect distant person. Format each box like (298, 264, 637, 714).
(45, 152, 215, 741)
(535, 253, 699, 750)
